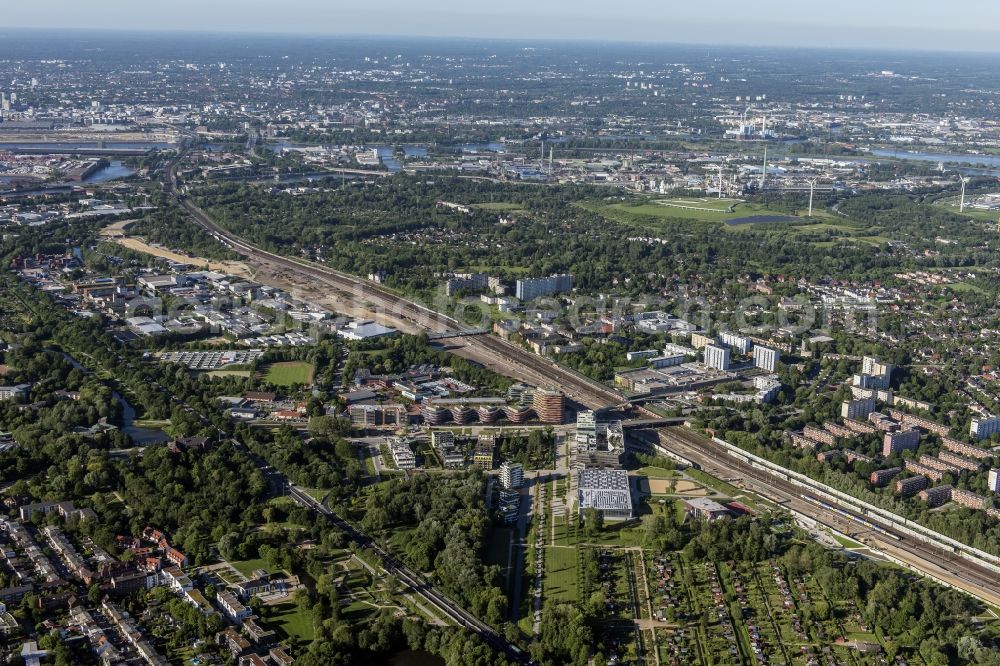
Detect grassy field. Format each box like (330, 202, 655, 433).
(580, 196, 897, 249)
(263, 361, 315, 386)
(263, 601, 316, 643)
(131, 418, 171, 429)
(933, 195, 1000, 221)
(946, 281, 989, 295)
(583, 197, 809, 226)
(831, 533, 865, 549)
(203, 369, 252, 378)
(636, 466, 678, 479)
(230, 557, 272, 578)
(544, 546, 579, 602)
(685, 468, 741, 498)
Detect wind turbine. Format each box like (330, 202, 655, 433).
(716, 164, 725, 199)
(959, 176, 969, 212)
(807, 178, 818, 217)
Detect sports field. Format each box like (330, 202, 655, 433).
(263, 361, 315, 386)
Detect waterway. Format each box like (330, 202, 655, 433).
(54, 350, 169, 445)
(870, 148, 1000, 175)
(0, 184, 75, 197)
(376, 146, 402, 173)
(83, 160, 135, 183)
(401, 146, 428, 158)
(459, 142, 505, 153)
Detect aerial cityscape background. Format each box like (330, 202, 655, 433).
(2, 8, 1000, 666)
(2, 1, 1000, 51)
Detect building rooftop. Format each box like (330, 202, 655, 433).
(577, 468, 632, 514)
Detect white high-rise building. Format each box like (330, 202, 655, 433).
(842, 397, 876, 420)
(703, 344, 731, 371)
(753, 345, 779, 372)
(855, 356, 894, 389)
(971, 416, 1000, 441)
(515, 274, 573, 301)
(500, 462, 524, 490)
(988, 468, 1000, 493)
(720, 331, 752, 354)
(862, 356, 894, 378)
(576, 410, 597, 444)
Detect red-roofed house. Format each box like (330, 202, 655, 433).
(165, 548, 188, 567)
(142, 527, 165, 543)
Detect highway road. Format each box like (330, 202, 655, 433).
(164, 147, 624, 410)
(655, 426, 1000, 607)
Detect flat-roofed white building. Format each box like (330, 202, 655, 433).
(753, 345, 779, 372)
(971, 416, 1000, 441)
(720, 331, 752, 354)
(703, 344, 731, 371)
(578, 468, 633, 520)
(336, 320, 398, 341)
(388, 438, 416, 469)
(842, 397, 876, 420)
(988, 468, 1000, 493)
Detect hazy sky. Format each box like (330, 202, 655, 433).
(4, 0, 1000, 52)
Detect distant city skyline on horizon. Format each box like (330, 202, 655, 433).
(3, 1, 1000, 54)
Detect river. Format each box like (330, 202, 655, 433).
(459, 142, 505, 153)
(83, 160, 135, 183)
(55, 350, 169, 445)
(375, 146, 402, 173)
(870, 148, 1000, 175)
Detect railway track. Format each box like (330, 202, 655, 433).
(165, 149, 623, 409)
(656, 427, 1000, 606)
(283, 484, 526, 662)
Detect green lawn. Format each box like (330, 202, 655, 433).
(230, 558, 272, 578)
(544, 546, 579, 602)
(635, 466, 677, 479)
(685, 468, 740, 498)
(832, 533, 865, 549)
(581, 521, 647, 547)
(263, 361, 315, 386)
(946, 281, 989, 295)
(263, 602, 316, 643)
(582, 197, 801, 225)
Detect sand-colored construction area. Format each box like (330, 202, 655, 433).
(100, 220, 254, 277)
(638, 477, 709, 496)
